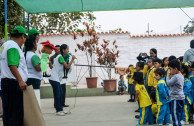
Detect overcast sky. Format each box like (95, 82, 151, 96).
(93, 7, 194, 35)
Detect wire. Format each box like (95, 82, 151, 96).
(179, 8, 193, 21)
(66, 58, 79, 115)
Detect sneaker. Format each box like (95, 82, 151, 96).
(135, 109, 140, 112)
(181, 120, 189, 125)
(128, 99, 132, 102)
(119, 92, 121, 95)
(56, 111, 65, 116)
(168, 124, 173, 126)
(157, 124, 162, 126)
(135, 115, 140, 119)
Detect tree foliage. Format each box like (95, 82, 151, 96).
(184, 20, 194, 33)
(0, 0, 96, 39)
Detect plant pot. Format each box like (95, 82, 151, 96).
(86, 77, 98, 88)
(103, 79, 117, 92)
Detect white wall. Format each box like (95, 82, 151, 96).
(38, 33, 194, 85)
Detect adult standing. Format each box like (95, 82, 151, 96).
(137, 48, 159, 63)
(61, 52, 71, 107)
(49, 44, 76, 116)
(183, 39, 194, 63)
(25, 34, 42, 106)
(1, 26, 28, 126)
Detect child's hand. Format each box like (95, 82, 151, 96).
(166, 96, 169, 100)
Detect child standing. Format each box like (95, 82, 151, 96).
(190, 62, 194, 120)
(154, 68, 171, 125)
(180, 63, 193, 125)
(118, 75, 127, 95)
(134, 72, 154, 125)
(150, 91, 157, 124)
(147, 58, 155, 94)
(135, 62, 145, 112)
(127, 65, 136, 102)
(166, 59, 185, 126)
(149, 59, 162, 90)
(163, 57, 169, 72)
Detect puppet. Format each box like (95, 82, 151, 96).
(40, 40, 59, 77)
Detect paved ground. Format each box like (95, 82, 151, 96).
(0, 95, 194, 126)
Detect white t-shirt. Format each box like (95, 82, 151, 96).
(0, 40, 28, 82)
(49, 54, 65, 83)
(26, 51, 42, 80)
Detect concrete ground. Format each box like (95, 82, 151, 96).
(0, 95, 194, 126)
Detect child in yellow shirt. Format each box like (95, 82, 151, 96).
(127, 65, 135, 102)
(134, 72, 154, 125)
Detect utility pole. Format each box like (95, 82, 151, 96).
(146, 23, 153, 35)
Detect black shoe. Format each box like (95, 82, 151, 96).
(135, 109, 140, 112)
(131, 99, 135, 102)
(135, 115, 140, 119)
(63, 105, 69, 107)
(128, 99, 133, 102)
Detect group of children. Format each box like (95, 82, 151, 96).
(119, 55, 194, 126)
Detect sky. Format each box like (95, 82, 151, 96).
(93, 7, 194, 35)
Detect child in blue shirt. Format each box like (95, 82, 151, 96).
(154, 68, 171, 125)
(190, 62, 194, 119)
(181, 63, 193, 125)
(118, 75, 127, 95)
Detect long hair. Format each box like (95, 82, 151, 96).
(60, 44, 68, 56)
(24, 36, 36, 59)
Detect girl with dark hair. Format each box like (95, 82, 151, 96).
(25, 36, 42, 106)
(49, 44, 76, 116)
(137, 48, 159, 63)
(133, 72, 154, 125)
(162, 57, 169, 72)
(180, 63, 193, 125)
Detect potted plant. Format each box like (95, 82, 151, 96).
(96, 39, 119, 91)
(75, 23, 99, 88)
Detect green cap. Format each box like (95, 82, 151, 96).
(11, 26, 26, 35)
(28, 28, 42, 37)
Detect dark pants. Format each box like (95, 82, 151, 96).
(61, 84, 66, 106)
(0, 90, 5, 126)
(26, 78, 41, 89)
(1, 78, 23, 126)
(49, 80, 63, 112)
(147, 86, 152, 95)
(171, 100, 184, 126)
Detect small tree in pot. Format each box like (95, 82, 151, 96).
(96, 39, 119, 91)
(75, 23, 99, 88)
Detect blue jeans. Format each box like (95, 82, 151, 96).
(49, 80, 63, 112)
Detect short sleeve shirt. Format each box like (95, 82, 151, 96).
(49, 55, 65, 83)
(135, 84, 152, 107)
(0, 40, 28, 82)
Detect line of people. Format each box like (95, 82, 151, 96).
(125, 48, 194, 126)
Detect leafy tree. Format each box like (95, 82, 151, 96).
(0, 0, 24, 39)
(0, 0, 96, 40)
(184, 20, 194, 33)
